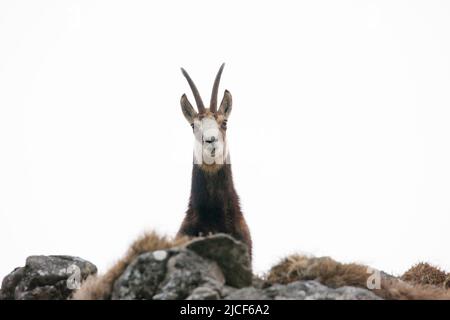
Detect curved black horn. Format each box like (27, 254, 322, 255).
(210, 63, 225, 113)
(181, 67, 206, 113)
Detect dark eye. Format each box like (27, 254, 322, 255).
(221, 120, 227, 130)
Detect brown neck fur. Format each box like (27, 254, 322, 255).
(177, 164, 252, 257)
(190, 164, 237, 214)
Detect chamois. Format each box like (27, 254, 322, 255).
(176, 64, 252, 258)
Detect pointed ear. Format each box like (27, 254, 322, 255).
(180, 94, 197, 124)
(218, 90, 232, 119)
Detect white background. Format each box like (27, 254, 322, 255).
(1, 0, 449, 279)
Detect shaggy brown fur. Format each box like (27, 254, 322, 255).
(267, 254, 450, 300)
(177, 164, 252, 258)
(401, 262, 450, 289)
(71, 231, 189, 300)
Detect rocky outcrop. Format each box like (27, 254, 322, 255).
(1, 234, 385, 300)
(185, 234, 252, 288)
(104, 234, 381, 300)
(0, 255, 97, 300)
(111, 235, 253, 300)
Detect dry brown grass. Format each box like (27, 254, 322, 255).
(267, 254, 369, 288)
(401, 262, 449, 289)
(267, 254, 450, 300)
(71, 230, 189, 300)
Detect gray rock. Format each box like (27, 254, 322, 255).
(186, 286, 221, 300)
(264, 280, 382, 300)
(265, 281, 332, 300)
(220, 285, 238, 297)
(185, 234, 252, 288)
(111, 250, 171, 300)
(264, 282, 308, 300)
(152, 249, 225, 300)
(332, 286, 382, 300)
(224, 287, 271, 300)
(0, 255, 97, 300)
(0, 267, 25, 300)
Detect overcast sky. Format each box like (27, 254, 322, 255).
(1, 0, 449, 280)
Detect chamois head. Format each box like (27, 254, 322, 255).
(180, 63, 232, 172)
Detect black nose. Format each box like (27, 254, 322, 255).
(204, 136, 216, 143)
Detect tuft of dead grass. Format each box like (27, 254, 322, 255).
(267, 254, 450, 300)
(267, 254, 369, 288)
(401, 262, 449, 289)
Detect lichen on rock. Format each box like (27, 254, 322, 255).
(0, 255, 97, 300)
